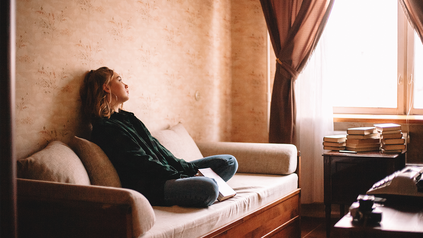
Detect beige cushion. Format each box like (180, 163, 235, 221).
(17, 141, 90, 185)
(69, 136, 121, 187)
(152, 123, 203, 162)
(146, 173, 298, 237)
(197, 142, 298, 175)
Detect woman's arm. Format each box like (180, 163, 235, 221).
(151, 137, 198, 175)
(93, 125, 188, 180)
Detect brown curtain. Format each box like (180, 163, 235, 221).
(400, 0, 423, 44)
(260, 0, 334, 143)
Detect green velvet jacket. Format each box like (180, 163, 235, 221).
(91, 110, 198, 205)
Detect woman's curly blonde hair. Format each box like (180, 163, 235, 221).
(80, 67, 115, 122)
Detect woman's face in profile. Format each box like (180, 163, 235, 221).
(108, 72, 129, 104)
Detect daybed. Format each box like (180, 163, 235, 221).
(17, 123, 301, 238)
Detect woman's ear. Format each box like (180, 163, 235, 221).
(103, 84, 111, 93)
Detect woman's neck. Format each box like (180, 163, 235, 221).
(111, 104, 120, 113)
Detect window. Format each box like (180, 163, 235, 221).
(413, 32, 423, 111)
(324, 0, 423, 115)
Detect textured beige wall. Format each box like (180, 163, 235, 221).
(15, 0, 270, 159)
(231, 0, 269, 143)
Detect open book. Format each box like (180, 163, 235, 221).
(198, 168, 236, 202)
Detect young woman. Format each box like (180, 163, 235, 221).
(80, 67, 238, 207)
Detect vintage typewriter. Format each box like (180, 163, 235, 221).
(367, 166, 423, 198)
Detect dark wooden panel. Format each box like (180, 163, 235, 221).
(204, 189, 301, 238)
(0, 0, 17, 238)
(323, 151, 406, 238)
(330, 157, 402, 204)
(267, 218, 301, 238)
(18, 198, 132, 238)
(334, 203, 423, 238)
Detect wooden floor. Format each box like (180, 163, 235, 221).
(301, 216, 338, 238)
(301, 203, 341, 238)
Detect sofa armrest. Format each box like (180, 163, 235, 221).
(196, 142, 297, 175)
(17, 178, 155, 238)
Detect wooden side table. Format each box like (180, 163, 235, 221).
(334, 202, 423, 237)
(323, 151, 406, 237)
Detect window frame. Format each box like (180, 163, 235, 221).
(333, 2, 423, 116)
(407, 24, 423, 115)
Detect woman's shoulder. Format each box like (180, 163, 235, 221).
(92, 115, 120, 128)
(91, 116, 125, 139)
(93, 110, 137, 128)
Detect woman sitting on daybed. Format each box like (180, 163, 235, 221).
(80, 66, 238, 207)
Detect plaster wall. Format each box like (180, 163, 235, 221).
(15, 0, 270, 159)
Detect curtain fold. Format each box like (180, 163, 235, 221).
(400, 0, 423, 44)
(295, 35, 334, 203)
(260, 0, 334, 143)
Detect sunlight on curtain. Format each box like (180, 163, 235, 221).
(295, 34, 335, 203)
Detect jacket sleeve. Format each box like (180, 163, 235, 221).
(93, 124, 195, 181)
(151, 137, 198, 176)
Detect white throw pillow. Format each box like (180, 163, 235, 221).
(152, 123, 203, 162)
(17, 141, 91, 185)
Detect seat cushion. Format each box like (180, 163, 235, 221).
(17, 140, 90, 185)
(152, 123, 203, 162)
(143, 173, 299, 238)
(69, 136, 121, 187)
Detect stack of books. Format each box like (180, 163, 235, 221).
(323, 135, 347, 151)
(375, 123, 406, 153)
(346, 127, 380, 152)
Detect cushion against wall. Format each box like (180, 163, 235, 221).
(17, 141, 91, 185)
(152, 123, 204, 162)
(69, 136, 121, 187)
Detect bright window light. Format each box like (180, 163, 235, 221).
(324, 0, 398, 108)
(414, 32, 423, 109)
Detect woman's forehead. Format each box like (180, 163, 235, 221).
(112, 71, 120, 78)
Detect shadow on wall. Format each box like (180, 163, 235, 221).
(16, 69, 91, 159)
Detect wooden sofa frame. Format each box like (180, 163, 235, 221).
(17, 153, 301, 238)
(203, 152, 301, 238)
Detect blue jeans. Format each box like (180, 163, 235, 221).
(163, 154, 238, 207)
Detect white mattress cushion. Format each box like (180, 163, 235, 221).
(152, 123, 204, 162)
(143, 173, 298, 238)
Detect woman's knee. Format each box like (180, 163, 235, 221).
(200, 178, 219, 207)
(184, 177, 218, 207)
(227, 155, 238, 170)
(164, 177, 219, 207)
(217, 155, 238, 181)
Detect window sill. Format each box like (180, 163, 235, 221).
(333, 114, 423, 125)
